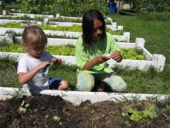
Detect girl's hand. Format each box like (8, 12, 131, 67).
(110, 50, 122, 62)
(95, 56, 110, 64)
(52, 58, 62, 65)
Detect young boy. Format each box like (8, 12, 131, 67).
(17, 25, 69, 93)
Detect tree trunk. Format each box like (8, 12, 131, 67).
(2, 0, 5, 9)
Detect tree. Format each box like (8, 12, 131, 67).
(1, 0, 5, 9)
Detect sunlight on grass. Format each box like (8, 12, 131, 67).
(0, 56, 169, 94)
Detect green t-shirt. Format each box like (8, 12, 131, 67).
(75, 32, 120, 74)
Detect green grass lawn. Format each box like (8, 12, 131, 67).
(110, 13, 170, 94)
(0, 12, 170, 94)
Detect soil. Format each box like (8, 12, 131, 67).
(0, 94, 170, 128)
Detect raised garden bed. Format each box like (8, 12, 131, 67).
(0, 37, 166, 71)
(0, 22, 123, 32)
(3, 13, 54, 18)
(0, 87, 168, 105)
(0, 43, 146, 60)
(0, 87, 170, 127)
(0, 13, 112, 24)
(0, 28, 130, 42)
(0, 19, 122, 31)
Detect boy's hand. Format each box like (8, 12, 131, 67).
(110, 50, 122, 62)
(52, 58, 62, 65)
(39, 61, 51, 69)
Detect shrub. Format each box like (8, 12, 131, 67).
(137, 11, 170, 21)
(17, 0, 57, 15)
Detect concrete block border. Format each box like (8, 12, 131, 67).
(0, 87, 169, 105)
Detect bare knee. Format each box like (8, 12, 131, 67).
(58, 80, 69, 90)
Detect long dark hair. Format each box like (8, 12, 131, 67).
(82, 9, 106, 46)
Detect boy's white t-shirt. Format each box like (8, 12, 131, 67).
(17, 51, 54, 90)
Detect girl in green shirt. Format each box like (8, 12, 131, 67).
(75, 9, 127, 92)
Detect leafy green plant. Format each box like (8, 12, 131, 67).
(0, 22, 123, 35)
(0, 44, 146, 60)
(141, 0, 170, 13)
(0, 22, 24, 28)
(58, 0, 109, 17)
(14, 33, 77, 39)
(122, 103, 157, 122)
(121, 48, 145, 60)
(46, 45, 75, 56)
(17, 0, 57, 15)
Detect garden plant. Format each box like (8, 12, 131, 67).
(0, 22, 123, 35)
(0, 42, 146, 60)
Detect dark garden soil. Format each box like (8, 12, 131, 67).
(0, 94, 170, 128)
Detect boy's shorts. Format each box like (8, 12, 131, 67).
(48, 78, 62, 89)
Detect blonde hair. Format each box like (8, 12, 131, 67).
(22, 25, 47, 48)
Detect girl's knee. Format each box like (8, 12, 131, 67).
(76, 73, 94, 91)
(108, 75, 127, 92)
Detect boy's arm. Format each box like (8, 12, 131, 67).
(52, 57, 62, 65)
(18, 61, 50, 85)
